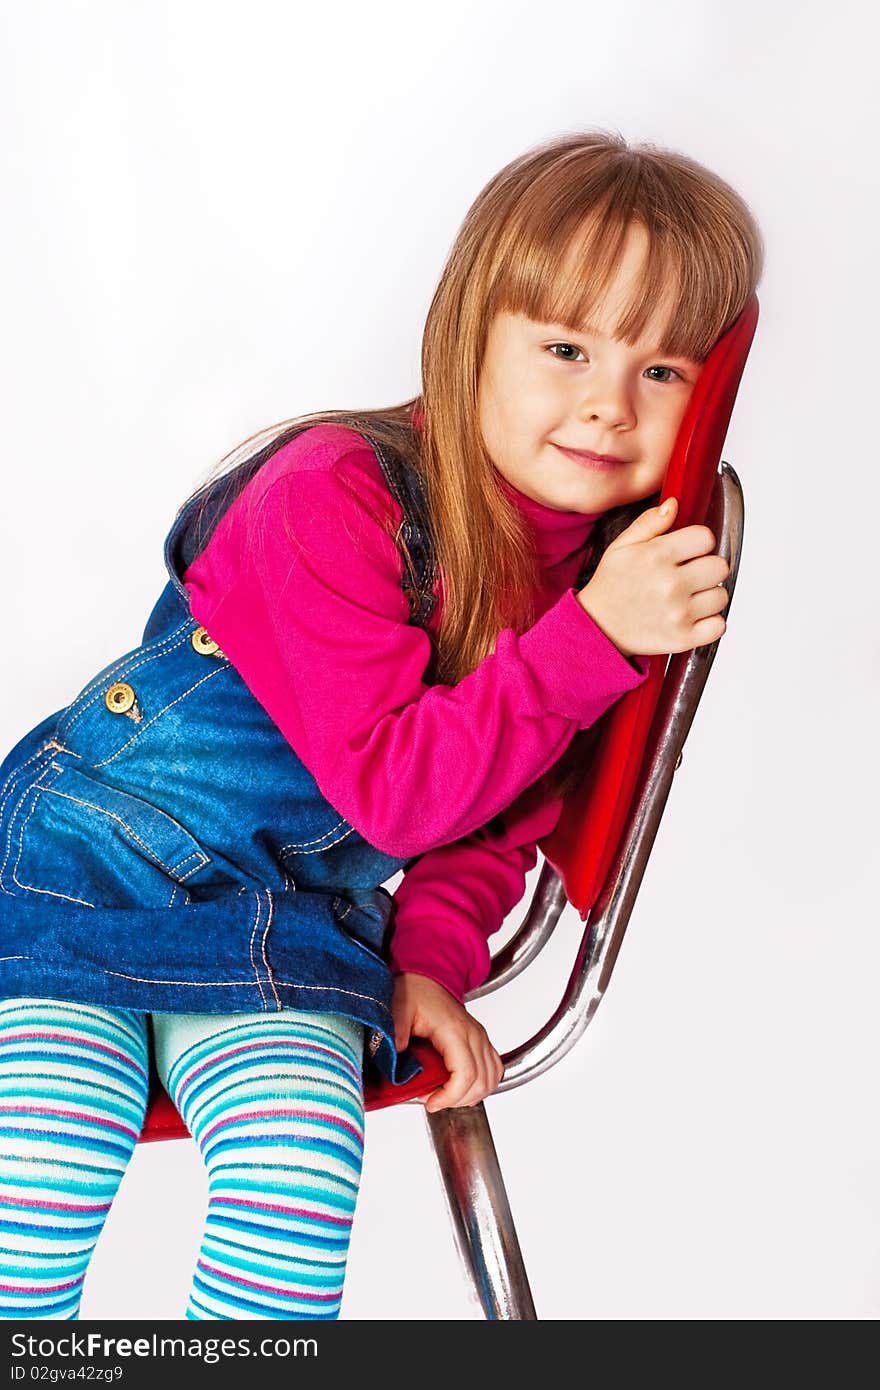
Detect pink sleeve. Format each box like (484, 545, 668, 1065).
(387, 773, 564, 1000)
(184, 424, 648, 859)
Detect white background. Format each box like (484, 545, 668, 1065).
(1, 1, 877, 1321)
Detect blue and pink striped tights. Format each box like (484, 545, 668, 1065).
(0, 998, 366, 1319)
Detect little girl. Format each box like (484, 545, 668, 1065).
(0, 130, 763, 1320)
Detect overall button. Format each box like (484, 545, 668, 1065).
(191, 625, 225, 658)
(105, 682, 136, 714)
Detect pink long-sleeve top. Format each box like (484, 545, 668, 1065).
(182, 422, 648, 1001)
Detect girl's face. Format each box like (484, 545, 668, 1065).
(477, 222, 704, 514)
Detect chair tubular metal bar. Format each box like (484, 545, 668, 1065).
(495, 463, 744, 1092)
(423, 1102, 538, 1319)
(467, 860, 567, 998)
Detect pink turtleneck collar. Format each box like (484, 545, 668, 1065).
(494, 471, 600, 567)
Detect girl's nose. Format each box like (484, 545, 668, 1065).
(576, 375, 636, 430)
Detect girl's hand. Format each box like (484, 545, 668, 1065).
(577, 496, 731, 657)
(392, 972, 504, 1113)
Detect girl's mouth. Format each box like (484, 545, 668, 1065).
(553, 443, 628, 472)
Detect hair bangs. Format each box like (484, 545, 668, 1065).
(489, 184, 752, 364)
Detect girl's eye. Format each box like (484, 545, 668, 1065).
(644, 365, 682, 383)
(548, 345, 683, 382)
(548, 343, 586, 362)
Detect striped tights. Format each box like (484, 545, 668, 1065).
(0, 998, 366, 1320)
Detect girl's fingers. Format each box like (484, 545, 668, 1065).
(682, 554, 729, 592)
(690, 585, 730, 620)
(424, 1038, 479, 1112)
(444, 1043, 504, 1110)
(453, 1074, 490, 1109)
(690, 614, 727, 645)
(425, 1036, 503, 1112)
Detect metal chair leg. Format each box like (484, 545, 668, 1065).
(423, 1102, 537, 1319)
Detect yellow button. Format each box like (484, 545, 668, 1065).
(105, 682, 136, 714)
(191, 625, 224, 658)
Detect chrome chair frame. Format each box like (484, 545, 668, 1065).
(421, 463, 744, 1319)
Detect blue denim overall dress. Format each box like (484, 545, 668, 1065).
(0, 420, 437, 1085)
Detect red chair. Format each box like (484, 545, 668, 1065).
(139, 295, 760, 1317)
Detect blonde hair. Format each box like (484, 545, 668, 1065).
(191, 128, 764, 686)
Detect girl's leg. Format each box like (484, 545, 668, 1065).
(152, 1009, 365, 1321)
(0, 998, 149, 1320)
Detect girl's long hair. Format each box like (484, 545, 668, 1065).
(187, 127, 764, 710)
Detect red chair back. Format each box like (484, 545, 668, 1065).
(539, 295, 759, 910)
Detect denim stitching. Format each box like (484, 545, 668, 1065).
(0, 742, 58, 831)
(171, 852, 208, 883)
(279, 819, 352, 853)
(0, 766, 75, 900)
(0, 952, 391, 1016)
(248, 892, 269, 1008)
(39, 785, 209, 880)
(2, 757, 206, 900)
(279, 824, 356, 857)
(259, 889, 281, 1010)
(270, 981, 391, 1015)
(101, 972, 275, 990)
(93, 666, 228, 767)
(94, 970, 391, 1015)
(58, 621, 194, 736)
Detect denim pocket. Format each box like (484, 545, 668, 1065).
(0, 759, 212, 908)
